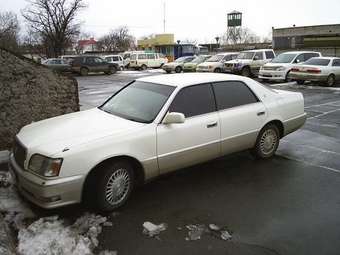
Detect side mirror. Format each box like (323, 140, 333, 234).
(163, 112, 185, 124)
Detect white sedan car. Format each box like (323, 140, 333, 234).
(10, 73, 306, 211)
(259, 51, 321, 82)
(289, 57, 340, 86)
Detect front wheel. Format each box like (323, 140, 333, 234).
(251, 124, 280, 159)
(296, 80, 305, 85)
(93, 160, 135, 211)
(175, 66, 182, 73)
(326, 74, 335, 87)
(241, 66, 251, 77)
(141, 64, 147, 71)
(214, 68, 221, 73)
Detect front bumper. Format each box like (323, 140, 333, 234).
(259, 70, 286, 81)
(289, 72, 328, 82)
(9, 153, 84, 209)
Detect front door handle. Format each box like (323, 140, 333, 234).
(257, 111, 265, 116)
(207, 122, 218, 128)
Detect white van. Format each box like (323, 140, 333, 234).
(129, 52, 168, 70)
(104, 55, 125, 70)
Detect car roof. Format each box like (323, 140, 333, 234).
(137, 73, 248, 88)
(216, 52, 239, 55)
(241, 49, 273, 52)
(309, 57, 339, 60)
(279, 51, 321, 54)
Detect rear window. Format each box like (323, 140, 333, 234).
(304, 58, 330, 66)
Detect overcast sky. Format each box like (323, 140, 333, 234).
(2, 0, 340, 43)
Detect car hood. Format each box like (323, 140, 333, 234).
(17, 108, 146, 156)
(264, 63, 291, 67)
(198, 62, 220, 67)
(227, 59, 252, 64)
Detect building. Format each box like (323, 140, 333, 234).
(77, 38, 98, 54)
(137, 34, 198, 61)
(272, 24, 340, 56)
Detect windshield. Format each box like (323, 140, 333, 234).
(206, 55, 224, 62)
(191, 56, 206, 63)
(272, 53, 296, 63)
(237, 52, 255, 60)
(304, 58, 330, 66)
(100, 81, 175, 123)
(175, 57, 188, 63)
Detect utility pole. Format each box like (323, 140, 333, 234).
(163, 1, 166, 33)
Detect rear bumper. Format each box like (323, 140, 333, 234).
(289, 72, 328, 82)
(9, 153, 84, 209)
(283, 113, 307, 136)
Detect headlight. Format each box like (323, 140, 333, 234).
(28, 154, 63, 177)
(276, 66, 286, 71)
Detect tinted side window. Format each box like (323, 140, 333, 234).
(254, 52, 264, 60)
(213, 81, 259, 110)
(169, 84, 216, 118)
(138, 54, 147, 60)
(294, 54, 305, 63)
(86, 57, 95, 64)
(332, 59, 340, 66)
(147, 54, 155, 59)
(304, 53, 320, 61)
(265, 51, 275, 59)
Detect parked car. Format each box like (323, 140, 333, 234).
(183, 55, 211, 72)
(259, 51, 321, 82)
(70, 55, 119, 76)
(9, 73, 306, 211)
(60, 55, 77, 63)
(289, 57, 340, 86)
(42, 58, 71, 72)
(196, 52, 239, 73)
(129, 52, 168, 70)
(162, 56, 196, 73)
(121, 51, 144, 68)
(104, 55, 125, 70)
(224, 49, 276, 77)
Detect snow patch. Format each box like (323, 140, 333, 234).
(17, 213, 115, 255)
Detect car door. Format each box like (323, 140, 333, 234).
(157, 84, 220, 174)
(331, 59, 340, 80)
(212, 81, 267, 155)
(251, 51, 265, 75)
(94, 57, 108, 72)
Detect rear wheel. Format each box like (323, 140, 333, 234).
(90, 160, 135, 211)
(251, 124, 280, 159)
(80, 67, 89, 76)
(175, 66, 182, 73)
(296, 80, 305, 85)
(326, 74, 335, 87)
(241, 66, 251, 77)
(285, 71, 292, 82)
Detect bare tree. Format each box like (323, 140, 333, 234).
(223, 27, 260, 45)
(98, 27, 135, 52)
(22, 0, 86, 57)
(0, 11, 20, 51)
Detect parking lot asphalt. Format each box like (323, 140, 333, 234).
(34, 70, 340, 254)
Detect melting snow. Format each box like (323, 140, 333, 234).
(142, 221, 168, 237)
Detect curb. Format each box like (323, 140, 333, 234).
(0, 213, 16, 255)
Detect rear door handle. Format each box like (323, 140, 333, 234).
(207, 122, 218, 128)
(257, 111, 265, 116)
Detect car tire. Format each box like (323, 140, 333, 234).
(285, 71, 292, 82)
(251, 124, 280, 159)
(296, 80, 305, 85)
(141, 64, 147, 71)
(80, 67, 89, 76)
(92, 160, 135, 212)
(175, 66, 182, 73)
(241, 66, 251, 77)
(214, 68, 221, 73)
(326, 74, 335, 87)
(166, 70, 171, 74)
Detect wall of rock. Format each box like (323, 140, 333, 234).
(0, 48, 79, 150)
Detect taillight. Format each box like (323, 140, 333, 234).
(291, 68, 300, 72)
(307, 68, 321, 74)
